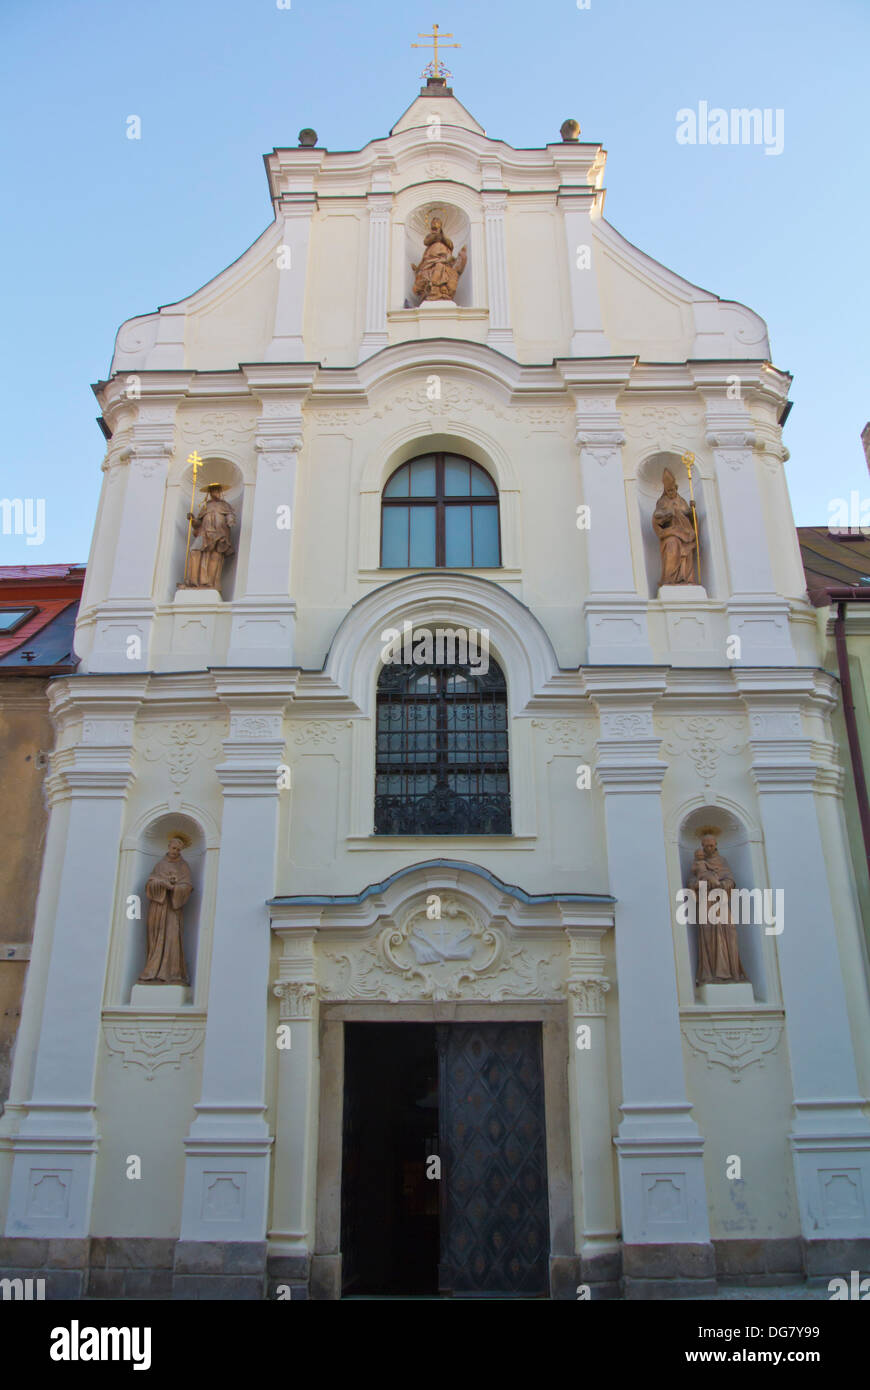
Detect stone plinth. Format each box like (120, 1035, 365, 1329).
(387, 305, 488, 343)
(174, 586, 220, 604)
(698, 982, 755, 1007)
(658, 584, 708, 602)
(131, 984, 192, 1008)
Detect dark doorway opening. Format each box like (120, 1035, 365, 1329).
(341, 1023, 440, 1296)
(340, 1021, 551, 1298)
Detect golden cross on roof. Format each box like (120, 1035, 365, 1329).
(411, 22, 460, 79)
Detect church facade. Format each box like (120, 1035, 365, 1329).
(1, 78, 869, 1300)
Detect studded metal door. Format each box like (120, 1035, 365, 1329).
(437, 1023, 550, 1296)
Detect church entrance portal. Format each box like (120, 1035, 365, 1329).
(340, 1022, 550, 1297)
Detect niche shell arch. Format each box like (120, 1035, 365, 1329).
(636, 450, 712, 598)
(404, 202, 472, 308)
(166, 455, 245, 602)
(119, 810, 208, 1004)
(678, 802, 768, 1001)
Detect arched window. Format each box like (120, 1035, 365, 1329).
(381, 453, 500, 568)
(375, 656, 511, 834)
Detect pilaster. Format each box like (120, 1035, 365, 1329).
(482, 191, 514, 351)
(557, 189, 610, 356)
(585, 673, 712, 1266)
(359, 188, 392, 360)
(736, 670, 870, 1240)
(701, 391, 795, 664)
(4, 693, 141, 1237)
(566, 929, 618, 1284)
(268, 924, 319, 1267)
(89, 400, 180, 673)
(264, 193, 316, 362)
(228, 374, 314, 665)
(560, 370, 654, 664)
(179, 681, 290, 1242)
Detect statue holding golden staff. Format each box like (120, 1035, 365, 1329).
(689, 832, 749, 985)
(652, 467, 698, 586)
(412, 216, 467, 301)
(137, 834, 193, 985)
(182, 482, 236, 594)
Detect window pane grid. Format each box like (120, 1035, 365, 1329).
(375, 661, 511, 834)
(381, 453, 500, 568)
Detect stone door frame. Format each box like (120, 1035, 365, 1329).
(311, 1000, 577, 1300)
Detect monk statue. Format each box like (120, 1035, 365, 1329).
(137, 834, 193, 985)
(689, 832, 749, 986)
(652, 467, 697, 586)
(412, 216, 467, 302)
(181, 482, 236, 594)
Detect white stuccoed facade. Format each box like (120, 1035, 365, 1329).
(1, 79, 869, 1299)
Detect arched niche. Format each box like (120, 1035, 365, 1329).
(166, 455, 245, 602)
(636, 451, 711, 599)
(678, 805, 767, 1002)
(404, 202, 472, 308)
(120, 812, 206, 1004)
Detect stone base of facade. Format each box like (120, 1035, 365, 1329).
(579, 1248, 622, 1301)
(0, 1237, 90, 1299)
(622, 1242, 717, 1300)
(803, 1238, 870, 1281)
(266, 1253, 310, 1301)
(0, 1236, 867, 1299)
(173, 1241, 267, 1299)
(713, 1237, 804, 1286)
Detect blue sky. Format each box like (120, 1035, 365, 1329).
(1, 0, 867, 564)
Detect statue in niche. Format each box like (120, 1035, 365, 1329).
(652, 467, 697, 585)
(689, 830, 749, 986)
(137, 833, 193, 985)
(412, 216, 467, 302)
(180, 482, 236, 594)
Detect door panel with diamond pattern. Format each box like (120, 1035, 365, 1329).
(437, 1023, 550, 1295)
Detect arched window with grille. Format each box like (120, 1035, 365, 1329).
(375, 657, 511, 835)
(380, 453, 501, 569)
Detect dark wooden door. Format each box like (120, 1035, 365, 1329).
(437, 1022, 550, 1296)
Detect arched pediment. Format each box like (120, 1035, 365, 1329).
(322, 571, 562, 714)
(269, 860, 613, 1006)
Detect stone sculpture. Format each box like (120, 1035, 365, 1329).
(181, 483, 236, 594)
(652, 467, 697, 585)
(412, 216, 467, 302)
(689, 831, 749, 985)
(137, 834, 193, 985)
